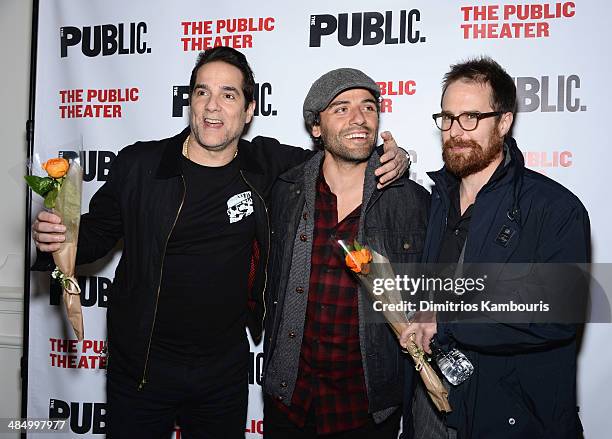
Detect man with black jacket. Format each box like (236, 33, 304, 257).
(262, 68, 430, 438)
(31, 47, 408, 438)
(400, 57, 591, 439)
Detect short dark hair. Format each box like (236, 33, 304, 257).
(441, 56, 516, 114)
(189, 46, 255, 110)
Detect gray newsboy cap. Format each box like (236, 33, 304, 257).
(303, 68, 380, 128)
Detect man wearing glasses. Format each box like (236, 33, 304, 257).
(400, 57, 590, 438)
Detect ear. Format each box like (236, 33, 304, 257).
(311, 124, 322, 139)
(245, 100, 256, 124)
(497, 112, 514, 137)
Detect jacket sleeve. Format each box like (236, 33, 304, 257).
(437, 201, 591, 354)
(73, 148, 131, 265)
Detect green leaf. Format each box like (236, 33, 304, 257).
(353, 240, 363, 251)
(24, 175, 55, 197)
(44, 186, 59, 209)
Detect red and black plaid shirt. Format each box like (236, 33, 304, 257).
(276, 174, 369, 434)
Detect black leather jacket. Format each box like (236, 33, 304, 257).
(34, 127, 311, 388)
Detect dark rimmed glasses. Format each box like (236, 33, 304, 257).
(432, 111, 503, 131)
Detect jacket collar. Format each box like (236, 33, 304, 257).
(155, 127, 190, 179)
(278, 145, 399, 230)
(427, 136, 525, 226)
(278, 149, 321, 184)
(155, 127, 264, 179)
(278, 144, 402, 189)
(236, 138, 265, 175)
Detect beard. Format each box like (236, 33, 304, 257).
(320, 127, 377, 164)
(442, 131, 504, 178)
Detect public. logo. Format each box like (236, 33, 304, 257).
(49, 399, 107, 434)
(248, 351, 264, 386)
(172, 83, 277, 117)
(515, 75, 586, 112)
(51, 275, 111, 307)
(309, 10, 426, 47)
(60, 22, 150, 57)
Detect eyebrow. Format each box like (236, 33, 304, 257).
(193, 84, 240, 94)
(327, 98, 377, 109)
(221, 85, 239, 93)
(441, 110, 482, 114)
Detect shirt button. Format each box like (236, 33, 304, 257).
(295, 286, 304, 294)
(303, 212, 308, 220)
(296, 189, 301, 195)
(276, 395, 283, 401)
(280, 381, 287, 388)
(300, 234, 308, 242)
(289, 331, 296, 338)
(454, 229, 460, 236)
(403, 242, 411, 250)
(508, 418, 516, 426)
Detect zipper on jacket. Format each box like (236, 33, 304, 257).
(240, 171, 270, 329)
(138, 175, 186, 391)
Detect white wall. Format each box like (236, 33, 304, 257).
(0, 0, 32, 427)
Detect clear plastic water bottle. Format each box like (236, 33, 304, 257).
(430, 338, 474, 386)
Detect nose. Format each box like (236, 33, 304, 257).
(448, 118, 464, 138)
(205, 93, 221, 112)
(349, 107, 366, 125)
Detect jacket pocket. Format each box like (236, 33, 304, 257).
(497, 262, 534, 281)
(365, 228, 425, 258)
(491, 367, 546, 438)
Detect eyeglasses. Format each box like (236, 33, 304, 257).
(432, 111, 503, 131)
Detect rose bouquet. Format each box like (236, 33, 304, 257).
(339, 239, 451, 412)
(26, 153, 84, 340)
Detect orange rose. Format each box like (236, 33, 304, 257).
(42, 158, 70, 178)
(345, 248, 373, 274)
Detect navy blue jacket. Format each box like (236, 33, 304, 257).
(410, 137, 590, 438)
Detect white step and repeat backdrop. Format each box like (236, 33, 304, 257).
(27, 1, 611, 437)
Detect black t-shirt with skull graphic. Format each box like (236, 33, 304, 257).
(152, 153, 255, 361)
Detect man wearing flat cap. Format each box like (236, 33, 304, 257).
(262, 68, 430, 438)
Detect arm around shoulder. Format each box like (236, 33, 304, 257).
(251, 135, 314, 174)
